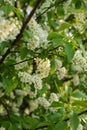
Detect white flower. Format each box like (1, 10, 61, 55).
(71, 64, 83, 72)
(24, 108, 30, 115)
(38, 97, 50, 109)
(57, 67, 67, 80)
(0, 17, 21, 42)
(27, 18, 48, 50)
(72, 50, 87, 72)
(15, 57, 28, 70)
(35, 58, 50, 79)
(77, 124, 83, 130)
(72, 74, 80, 86)
(29, 100, 39, 112)
(18, 72, 33, 84)
(15, 89, 27, 96)
(32, 74, 42, 90)
(55, 59, 62, 69)
(50, 93, 59, 103)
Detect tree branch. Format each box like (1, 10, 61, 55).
(0, 0, 43, 65)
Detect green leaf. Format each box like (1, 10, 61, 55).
(3, 76, 18, 94)
(20, 47, 29, 59)
(51, 102, 64, 108)
(58, 22, 71, 31)
(0, 41, 10, 55)
(47, 113, 62, 123)
(70, 113, 79, 130)
(54, 121, 67, 130)
(57, 4, 64, 16)
(23, 29, 33, 39)
(13, 7, 24, 20)
(8, 124, 17, 130)
(75, 0, 82, 9)
(64, 43, 75, 63)
(38, 84, 48, 96)
(72, 100, 87, 108)
(52, 38, 63, 47)
(50, 59, 56, 75)
(47, 32, 63, 40)
(72, 90, 87, 99)
(10, 114, 22, 123)
(23, 117, 40, 130)
(1, 4, 13, 16)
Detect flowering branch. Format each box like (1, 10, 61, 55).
(0, 0, 43, 65)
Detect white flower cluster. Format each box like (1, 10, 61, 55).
(74, 12, 85, 34)
(27, 18, 48, 50)
(29, 99, 39, 112)
(38, 97, 50, 109)
(49, 92, 59, 103)
(0, 17, 21, 42)
(72, 50, 87, 72)
(18, 72, 42, 91)
(35, 58, 50, 79)
(72, 74, 80, 86)
(55, 59, 67, 80)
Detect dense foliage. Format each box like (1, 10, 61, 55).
(0, 0, 87, 129)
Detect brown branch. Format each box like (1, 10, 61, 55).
(0, 0, 43, 65)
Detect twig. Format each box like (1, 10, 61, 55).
(0, 0, 43, 65)
(36, 0, 66, 20)
(12, 58, 33, 66)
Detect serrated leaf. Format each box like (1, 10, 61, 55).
(70, 113, 79, 130)
(54, 121, 67, 130)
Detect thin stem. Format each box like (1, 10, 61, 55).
(36, 0, 66, 20)
(0, 0, 43, 65)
